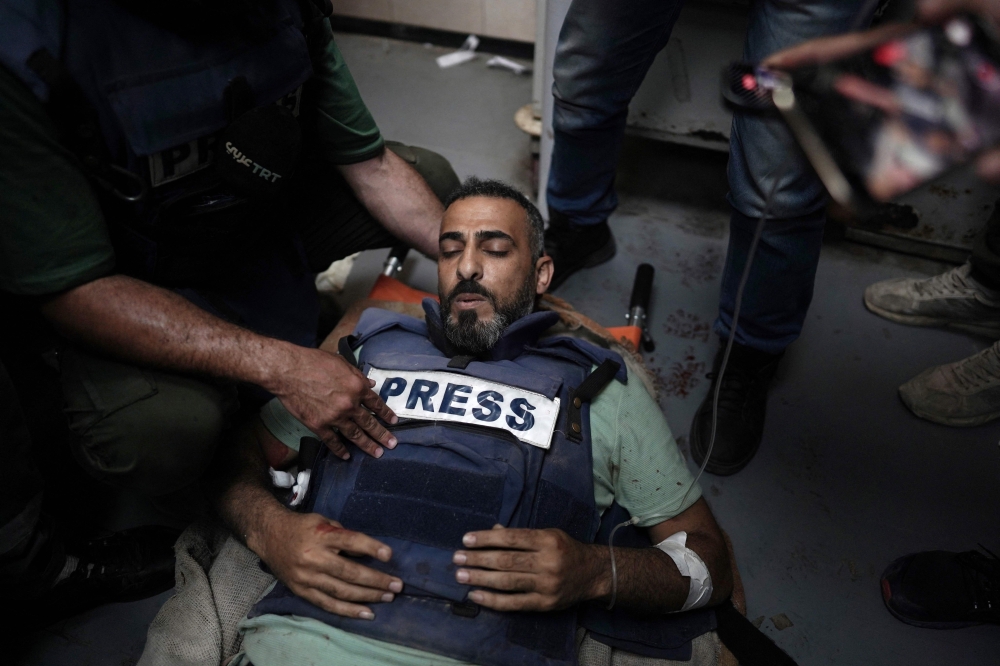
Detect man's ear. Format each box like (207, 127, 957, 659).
(534, 255, 554, 294)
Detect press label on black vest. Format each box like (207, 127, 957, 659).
(148, 135, 217, 187)
(146, 86, 302, 188)
(368, 368, 561, 450)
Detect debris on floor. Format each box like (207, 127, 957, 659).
(486, 55, 531, 76)
(315, 252, 361, 293)
(771, 614, 794, 631)
(436, 35, 479, 69)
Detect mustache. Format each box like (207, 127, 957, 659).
(444, 280, 497, 308)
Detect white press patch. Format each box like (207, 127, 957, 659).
(368, 367, 560, 450)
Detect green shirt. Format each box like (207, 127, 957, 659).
(246, 356, 701, 666)
(0, 22, 382, 296)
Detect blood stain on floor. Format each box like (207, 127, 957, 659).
(663, 309, 711, 342)
(660, 346, 706, 398)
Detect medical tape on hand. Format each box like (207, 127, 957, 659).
(268, 467, 311, 507)
(653, 531, 712, 611)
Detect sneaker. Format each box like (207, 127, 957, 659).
(689, 343, 783, 476)
(17, 525, 179, 631)
(864, 262, 1000, 338)
(881, 548, 1000, 628)
(544, 211, 616, 290)
(898, 340, 1000, 426)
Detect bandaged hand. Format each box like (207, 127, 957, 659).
(253, 511, 403, 620)
(452, 525, 608, 612)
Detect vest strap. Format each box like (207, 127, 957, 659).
(447, 355, 475, 369)
(338, 335, 359, 368)
(567, 359, 621, 443)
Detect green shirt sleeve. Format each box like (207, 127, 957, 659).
(590, 372, 701, 527)
(0, 65, 115, 296)
(308, 25, 385, 165)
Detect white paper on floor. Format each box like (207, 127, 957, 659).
(486, 55, 531, 75)
(436, 35, 479, 68)
(315, 251, 360, 293)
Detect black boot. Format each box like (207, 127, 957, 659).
(690, 342, 783, 476)
(881, 547, 1000, 628)
(544, 211, 616, 290)
(14, 525, 179, 633)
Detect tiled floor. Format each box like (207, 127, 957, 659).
(19, 33, 999, 666)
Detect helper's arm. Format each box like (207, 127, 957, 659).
(338, 147, 443, 258)
(214, 419, 403, 620)
(453, 497, 733, 614)
(41, 275, 396, 458)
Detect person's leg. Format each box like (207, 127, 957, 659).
(385, 142, 461, 204)
(969, 198, 1000, 289)
(692, 0, 873, 475)
(1, 358, 177, 640)
(544, 0, 686, 288)
(714, 209, 827, 354)
(863, 201, 1000, 425)
(0, 360, 65, 599)
(718, 0, 872, 350)
(59, 346, 239, 501)
(881, 548, 1000, 628)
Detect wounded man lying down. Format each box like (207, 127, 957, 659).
(213, 178, 734, 666)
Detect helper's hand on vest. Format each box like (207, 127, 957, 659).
(272, 348, 398, 459)
(259, 511, 404, 620)
(451, 525, 608, 612)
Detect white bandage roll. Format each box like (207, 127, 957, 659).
(269, 468, 295, 488)
(654, 531, 713, 611)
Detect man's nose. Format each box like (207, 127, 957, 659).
(456, 248, 483, 281)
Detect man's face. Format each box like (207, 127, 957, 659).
(437, 197, 553, 355)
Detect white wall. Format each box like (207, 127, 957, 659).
(330, 0, 536, 43)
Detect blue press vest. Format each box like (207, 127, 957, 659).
(0, 0, 321, 354)
(251, 301, 716, 664)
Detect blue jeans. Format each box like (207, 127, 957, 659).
(547, 0, 872, 354)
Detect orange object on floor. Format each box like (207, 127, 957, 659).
(606, 325, 642, 351)
(368, 274, 437, 303)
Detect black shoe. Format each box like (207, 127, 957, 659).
(544, 211, 616, 290)
(689, 342, 782, 476)
(18, 525, 179, 631)
(881, 548, 1000, 628)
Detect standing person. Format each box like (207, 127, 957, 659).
(751, 0, 1000, 631)
(544, 0, 876, 476)
(865, 199, 1000, 426)
(0, 358, 177, 633)
(0, 0, 457, 620)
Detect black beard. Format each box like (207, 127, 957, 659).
(440, 274, 537, 356)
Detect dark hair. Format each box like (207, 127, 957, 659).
(444, 177, 545, 260)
